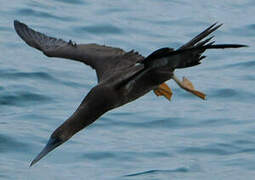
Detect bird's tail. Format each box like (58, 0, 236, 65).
(121, 23, 247, 93)
(144, 23, 247, 70)
(144, 43, 247, 70)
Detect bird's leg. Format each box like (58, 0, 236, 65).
(152, 67, 173, 101)
(172, 74, 206, 100)
(153, 83, 173, 101)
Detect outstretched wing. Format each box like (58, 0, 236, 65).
(14, 20, 144, 82)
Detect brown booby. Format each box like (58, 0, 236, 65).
(13, 20, 246, 166)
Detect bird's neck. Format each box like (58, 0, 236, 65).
(52, 98, 110, 141)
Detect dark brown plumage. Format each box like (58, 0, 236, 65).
(13, 20, 246, 166)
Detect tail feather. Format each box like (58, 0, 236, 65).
(144, 43, 247, 70)
(203, 44, 248, 49)
(167, 44, 247, 69)
(144, 23, 247, 70)
(179, 23, 222, 50)
(196, 36, 214, 47)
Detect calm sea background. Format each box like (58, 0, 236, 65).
(0, 0, 255, 179)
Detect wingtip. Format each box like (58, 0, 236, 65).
(14, 20, 28, 30)
(13, 19, 25, 33)
(14, 19, 21, 27)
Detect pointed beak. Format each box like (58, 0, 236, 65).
(30, 137, 63, 167)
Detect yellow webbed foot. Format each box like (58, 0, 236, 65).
(153, 83, 173, 101)
(181, 77, 206, 100)
(172, 75, 206, 100)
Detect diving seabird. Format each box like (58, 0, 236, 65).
(13, 20, 246, 166)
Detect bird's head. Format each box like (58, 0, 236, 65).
(30, 129, 71, 167)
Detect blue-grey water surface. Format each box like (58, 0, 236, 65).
(0, 0, 255, 179)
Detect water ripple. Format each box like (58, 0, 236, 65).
(74, 24, 123, 35)
(230, 24, 255, 37)
(96, 7, 128, 15)
(98, 117, 182, 129)
(0, 134, 30, 153)
(179, 142, 241, 156)
(55, 0, 85, 5)
(15, 8, 76, 22)
(0, 26, 10, 32)
(241, 75, 255, 81)
(223, 60, 255, 69)
(124, 167, 188, 177)
(82, 152, 116, 161)
(82, 151, 170, 161)
(211, 88, 255, 101)
(0, 70, 55, 80)
(0, 91, 51, 106)
(0, 69, 84, 88)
